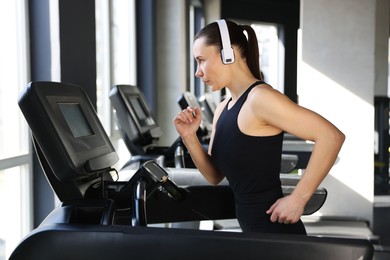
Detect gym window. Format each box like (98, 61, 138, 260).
(0, 0, 32, 258)
(95, 0, 137, 166)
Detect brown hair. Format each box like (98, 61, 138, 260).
(195, 20, 262, 80)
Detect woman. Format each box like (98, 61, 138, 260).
(173, 19, 345, 234)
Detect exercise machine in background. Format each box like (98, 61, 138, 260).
(109, 84, 195, 169)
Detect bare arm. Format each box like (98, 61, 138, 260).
(173, 105, 225, 185)
(248, 86, 345, 223)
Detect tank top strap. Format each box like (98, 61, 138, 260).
(234, 80, 264, 110)
(243, 80, 264, 99)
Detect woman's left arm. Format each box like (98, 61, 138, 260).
(251, 87, 345, 224)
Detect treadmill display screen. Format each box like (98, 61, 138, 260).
(126, 94, 155, 128)
(58, 103, 94, 138)
(129, 96, 147, 121)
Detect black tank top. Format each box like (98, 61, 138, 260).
(211, 81, 307, 235)
(211, 81, 283, 204)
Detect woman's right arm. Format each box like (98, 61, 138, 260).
(173, 106, 224, 185)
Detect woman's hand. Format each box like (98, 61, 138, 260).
(266, 195, 305, 224)
(173, 106, 202, 138)
(173, 106, 224, 185)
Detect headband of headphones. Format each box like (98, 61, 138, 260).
(216, 19, 235, 64)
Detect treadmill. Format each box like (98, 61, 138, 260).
(10, 81, 374, 260)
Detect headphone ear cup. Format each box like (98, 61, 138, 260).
(221, 47, 235, 65)
(216, 19, 235, 64)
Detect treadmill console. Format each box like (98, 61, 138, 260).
(19, 81, 119, 182)
(109, 84, 163, 155)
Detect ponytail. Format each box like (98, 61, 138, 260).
(239, 25, 262, 80)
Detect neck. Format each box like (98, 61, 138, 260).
(225, 58, 259, 100)
(227, 77, 259, 101)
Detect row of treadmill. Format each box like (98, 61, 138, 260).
(9, 81, 377, 259)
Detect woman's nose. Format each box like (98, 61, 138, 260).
(195, 66, 203, 78)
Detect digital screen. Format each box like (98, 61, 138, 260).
(58, 103, 94, 138)
(129, 96, 147, 121)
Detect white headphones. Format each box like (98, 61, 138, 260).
(216, 19, 235, 64)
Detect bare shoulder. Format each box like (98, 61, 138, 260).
(247, 83, 291, 109)
(244, 82, 304, 130)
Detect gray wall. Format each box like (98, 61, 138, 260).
(299, 0, 389, 225)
